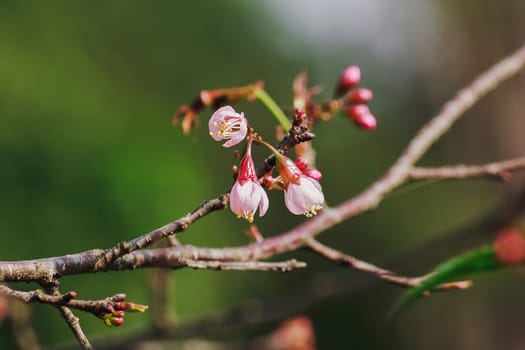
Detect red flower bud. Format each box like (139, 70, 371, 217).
(302, 168, 323, 181)
(346, 104, 370, 117)
(354, 113, 377, 130)
(271, 316, 315, 350)
(347, 88, 373, 103)
(494, 228, 525, 265)
(294, 157, 308, 171)
(346, 105, 377, 130)
(336, 65, 361, 95)
(113, 310, 125, 318)
(111, 317, 125, 327)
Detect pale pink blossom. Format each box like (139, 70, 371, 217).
(284, 176, 324, 217)
(229, 139, 269, 222)
(278, 156, 324, 217)
(208, 106, 248, 147)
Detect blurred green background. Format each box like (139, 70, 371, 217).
(1, 1, 525, 348)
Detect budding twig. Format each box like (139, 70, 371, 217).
(0, 41, 525, 349)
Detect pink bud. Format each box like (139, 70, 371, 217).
(336, 65, 361, 95)
(271, 316, 315, 350)
(494, 228, 525, 265)
(111, 317, 125, 327)
(354, 113, 377, 130)
(113, 310, 125, 318)
(303, 168, 323, 181)
(346, 105, 377, 130)
(294, 157, 308, 171)
(295, 108, 307, 121)
(346, 104, 370, 118)
(347, 88, 373, 103)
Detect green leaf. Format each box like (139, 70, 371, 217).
(389, 245, 503, 318)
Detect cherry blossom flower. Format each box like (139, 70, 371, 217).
(208, 105, 248, 147)
(229, 138, 269, 222)
(277, 156, 324, 217)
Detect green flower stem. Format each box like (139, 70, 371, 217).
(255, 138, 283, 161)
(253, 87, 292, 131)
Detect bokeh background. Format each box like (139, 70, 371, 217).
(1, 1, 525, 349)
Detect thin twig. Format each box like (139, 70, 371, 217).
(410, 156, 525, 181)
(58, 307, 92, 350)
(43, 284, 92, 350)
(305, 239, 472, 290)
(0, 285, 146, 318)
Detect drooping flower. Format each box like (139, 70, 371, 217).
(277, 156, 324, 217)
(229, 138, 269, 222)
(208, 105, 248, 147)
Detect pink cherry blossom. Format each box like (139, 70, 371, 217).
(229, 139, 269, 222)
(208, 106, 248, 148)
(284, 176, 324, 217)
(277, 156, 324, 217)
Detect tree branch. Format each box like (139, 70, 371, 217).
(410, 157, 525, 181)
(0, 41, 524, 348)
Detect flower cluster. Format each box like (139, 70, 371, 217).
(208, 106, 325, 222)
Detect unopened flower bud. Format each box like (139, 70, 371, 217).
(346, 105, 377, 130)
(113, 310, 125, 318)
(336, 65, 361, 96)
(102, 313, 125, 327)
(347, 88, 373, 103)
(302, 168, 323, 181)
(271, 316, 315, 350)
(111, 317, 125, 327)
(346, 104, 370, 117)
(494, 228, 525, 265)
(354, 113, 377, 130)
(294, 157, 308, 171)
(117, 302, 149, 313)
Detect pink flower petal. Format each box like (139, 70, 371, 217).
(208, 106, 247, 147)
(284, 176, 324, 216)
